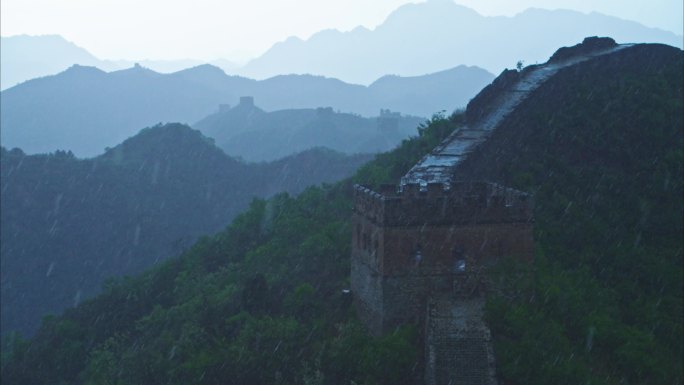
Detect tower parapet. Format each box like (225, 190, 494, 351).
(353, 182, 533, 227)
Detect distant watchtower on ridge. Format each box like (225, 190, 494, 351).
(377, 109, 401, 133)
(239, 96, 255, 108)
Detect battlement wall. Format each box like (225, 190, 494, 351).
(353, 182, 533, 227)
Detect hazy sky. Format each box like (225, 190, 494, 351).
(2, 0, 682, 62)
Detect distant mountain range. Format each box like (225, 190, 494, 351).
(195, 100, 425, 162)
(238, 1, 683, 83)
(0, 123, 373, 338)
(3, 2, 680, 88)
(0, 63, 491, 157)
(0, 35, 239, 90)
(1, 35, 100, 90)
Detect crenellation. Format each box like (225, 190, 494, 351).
(352, 178, 534, 335)
(352, 182, 533, 227)
(379, 183, 398, 195)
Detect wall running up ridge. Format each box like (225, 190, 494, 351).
(402, 37, 630, 187)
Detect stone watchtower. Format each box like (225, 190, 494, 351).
(377, 109, 401, 134)
(351, 182, 533, 334)
(351, 181, 533, 385)
(239, 96, 255, 107)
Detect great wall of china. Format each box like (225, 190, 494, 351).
(351, 37, 631, 385)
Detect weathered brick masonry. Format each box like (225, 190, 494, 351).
(351, 182, 533, 385)
(351, 181, 533, 333)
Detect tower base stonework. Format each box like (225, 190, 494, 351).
(425, 297, 497, 385)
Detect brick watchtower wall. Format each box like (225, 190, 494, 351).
(351, 182, 533, 336)
(351, 182, 533, 384)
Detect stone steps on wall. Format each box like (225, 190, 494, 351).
(402, 43, 631, 187)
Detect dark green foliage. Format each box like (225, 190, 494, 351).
(0, 111, 451, 385)
(353, 111, 463, 187)
(457, 44, 684, 385)
(2, 43, 682, 385)
(0, 124, 372, 339)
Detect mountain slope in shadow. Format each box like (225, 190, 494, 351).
(0, 123, 372, 338)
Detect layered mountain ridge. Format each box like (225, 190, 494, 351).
(0, 63, 491, 157)
(238, 2, 682, 83)
(1, 38, 682, 385)
(195, 102, 425, 162)
(0, 123, 372, 338)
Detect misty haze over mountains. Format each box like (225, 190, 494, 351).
(195, 102, 425, 162)
(0, 123, 373, 337)
(0, 63, 491, 157)
(2, 36, 681, 384)
(2, 2, 681, 88)
(0, 35, 240, 90)
(239, 2, 683, 83)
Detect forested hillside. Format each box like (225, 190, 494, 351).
(0, 114, 454, 385)
(1, 42, 681, 385)
(0, 124, 372, 339)
(452, 43, 683, 384)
